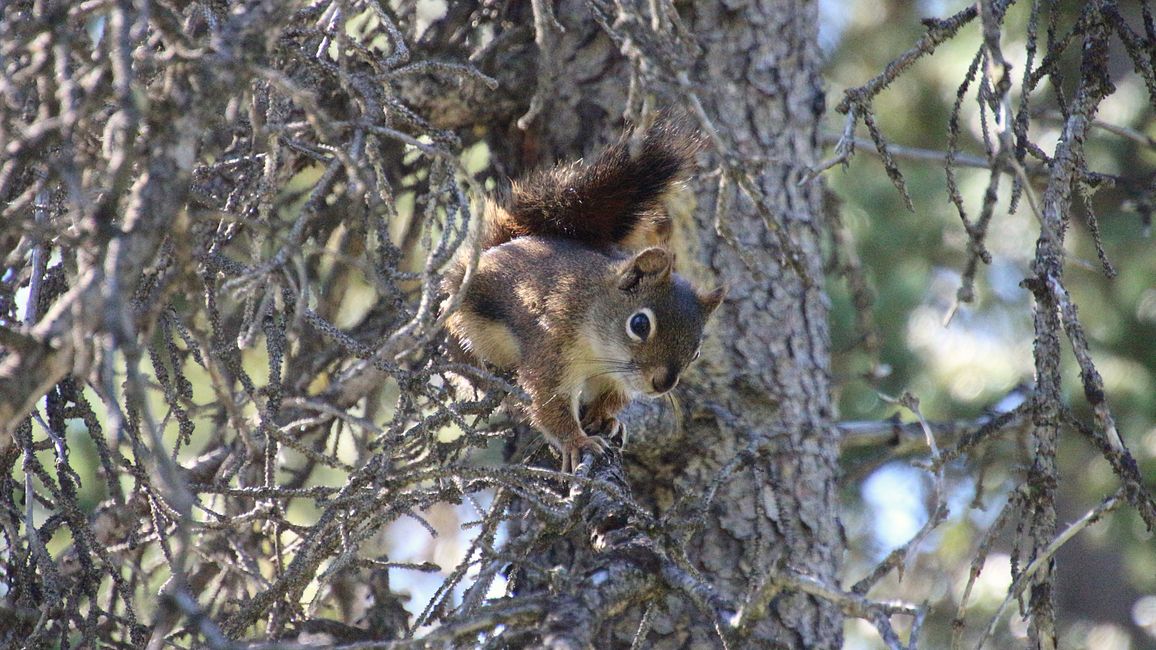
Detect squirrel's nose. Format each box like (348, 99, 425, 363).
(651, 368, 680, 394)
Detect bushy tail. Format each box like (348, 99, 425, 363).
(482, 118, 700, 250)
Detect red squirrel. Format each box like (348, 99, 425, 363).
(444, 120, 723, 471)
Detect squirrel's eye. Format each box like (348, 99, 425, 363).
(626, 309, 654, 342)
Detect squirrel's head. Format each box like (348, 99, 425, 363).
(602, 247, 724, 397)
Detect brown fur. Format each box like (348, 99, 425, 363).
(481, 117, 701, 250)
(444, 119, 722, 471)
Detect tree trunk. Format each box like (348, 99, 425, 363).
(492, 1, 843, 646)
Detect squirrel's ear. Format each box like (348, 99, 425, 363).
(617, 247, 673, 290)
(698, 285, 726, 314)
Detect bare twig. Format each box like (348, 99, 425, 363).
(975, 489, 1125, 650)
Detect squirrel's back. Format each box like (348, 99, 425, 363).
(481, 119, 700, 250)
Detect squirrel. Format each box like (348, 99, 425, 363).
(443, 119, 724, 472)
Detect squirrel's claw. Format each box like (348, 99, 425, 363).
(604, 418, 625, 446)
(561, 435, 611, 473)
(582, 416, 625, 446)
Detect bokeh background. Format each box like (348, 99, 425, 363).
(820, 1, 1156, 648)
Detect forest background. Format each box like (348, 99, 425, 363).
(1, 0, 1154, 648)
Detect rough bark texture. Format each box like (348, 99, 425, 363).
(491, 1, 843, 647)
(668, 3, 842, 646)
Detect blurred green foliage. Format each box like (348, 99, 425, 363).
(822, 1, 1156, 647)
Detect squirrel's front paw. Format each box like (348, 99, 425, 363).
(582, 416, 626, 447)
(561, 435, 612, 473)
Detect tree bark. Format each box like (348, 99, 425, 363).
(491, 1, 843, 647)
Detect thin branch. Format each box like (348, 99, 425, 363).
(975, 489, 1124, 650)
